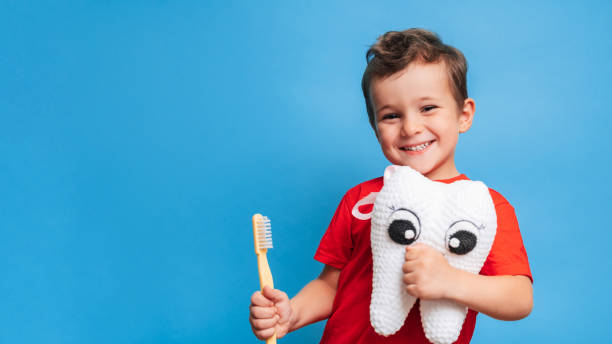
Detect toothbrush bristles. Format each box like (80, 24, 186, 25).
(256, 216, 273, 249)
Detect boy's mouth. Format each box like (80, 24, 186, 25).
(399, 140, 435, 152)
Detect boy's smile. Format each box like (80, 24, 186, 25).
(369, 61, 475, 180)
(399, 139, 435, 154)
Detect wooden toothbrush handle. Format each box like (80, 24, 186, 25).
(267, 332, 277, 343)
(258, 253, 274, 290)
(258, 253, 276, 343)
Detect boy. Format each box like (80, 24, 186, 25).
(249, 28, 533, 343)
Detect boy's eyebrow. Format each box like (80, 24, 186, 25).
(376, 104, 393, 114)
(376, 97, 439, 114)
(418, 96, 436, 101)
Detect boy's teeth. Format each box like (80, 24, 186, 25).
(403, 141, 431, 151)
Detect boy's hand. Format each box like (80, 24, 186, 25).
(249, 286, 293, 340)
(402, 243, 457, 300)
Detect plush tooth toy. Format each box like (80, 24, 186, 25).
(370, 165, 497, 344)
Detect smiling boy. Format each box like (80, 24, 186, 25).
(249, 28, 533, 343)
(372, 61, 471, 180)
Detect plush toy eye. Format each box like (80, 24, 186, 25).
(387, 209, 421, 245)
(446, 221, 479, 255)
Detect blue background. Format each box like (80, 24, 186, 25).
(2, 1, 611, 343)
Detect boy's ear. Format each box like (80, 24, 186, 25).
(458, 98, 475, 133)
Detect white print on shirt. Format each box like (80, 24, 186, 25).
(351, 192, 378, 220)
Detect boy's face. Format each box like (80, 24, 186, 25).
(369, 61, 474, 180)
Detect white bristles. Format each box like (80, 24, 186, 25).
(256, 216, 273, 249)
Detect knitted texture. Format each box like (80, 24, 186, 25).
(370, 166, 497, 344)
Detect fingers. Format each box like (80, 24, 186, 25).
(250, 288, 288, 340)
(403, 270, 416, 285)
(253, 327, 276, 340)
(402, 259, 419, 273)
(405, 283, 420, 297)
(250, 305, 276, 319)
(405, 243, 435, 261)
(251, 290, 274, 307)
(249, 295, 278, 340)
(261, 286, 293, 324)
(405, 245, 421, 261)
(262, 286, 289, 303)
(250, 291, 276, 320)
(275, 299, 292, 323)
(251, 314, 280, 330)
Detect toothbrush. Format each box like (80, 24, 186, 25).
(252, 213, 277, 344)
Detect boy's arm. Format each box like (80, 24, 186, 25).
(445, 271, 532, 321)
(403, 243, 533, 320)
(289, 264, 340, 331)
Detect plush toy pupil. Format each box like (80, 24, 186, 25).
(448, 230, 477, 255)
(388, 220, 417, 245)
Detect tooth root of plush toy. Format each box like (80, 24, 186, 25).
(420, 299, 467, 344)
(369, 284, 416, 336)
(370, 244, 417, 335)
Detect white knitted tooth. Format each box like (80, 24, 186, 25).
(420, 299, 466, 344)
(369, 240, 416, 335)
(370, 165, 497, 344)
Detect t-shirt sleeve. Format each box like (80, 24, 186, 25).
(480, 192, 533, 282)
(314, 191, 354, 270)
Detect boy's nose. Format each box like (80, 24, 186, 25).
(401, 118, 423, 136)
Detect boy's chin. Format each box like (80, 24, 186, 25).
(409, 166, 432, 176)
(383, 154, 436, 176)
(391, 163, 444, 179)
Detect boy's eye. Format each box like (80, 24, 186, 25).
(381, 113, 400, 120)
(422, 105, 437, 112)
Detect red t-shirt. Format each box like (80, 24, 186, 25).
(314, 174, 532, 344)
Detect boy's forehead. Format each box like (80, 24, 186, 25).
(369, 62, 453, 109)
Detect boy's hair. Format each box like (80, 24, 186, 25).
(361, 28, 468, 131)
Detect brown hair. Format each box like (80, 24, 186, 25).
(361, 28, 468, 131)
